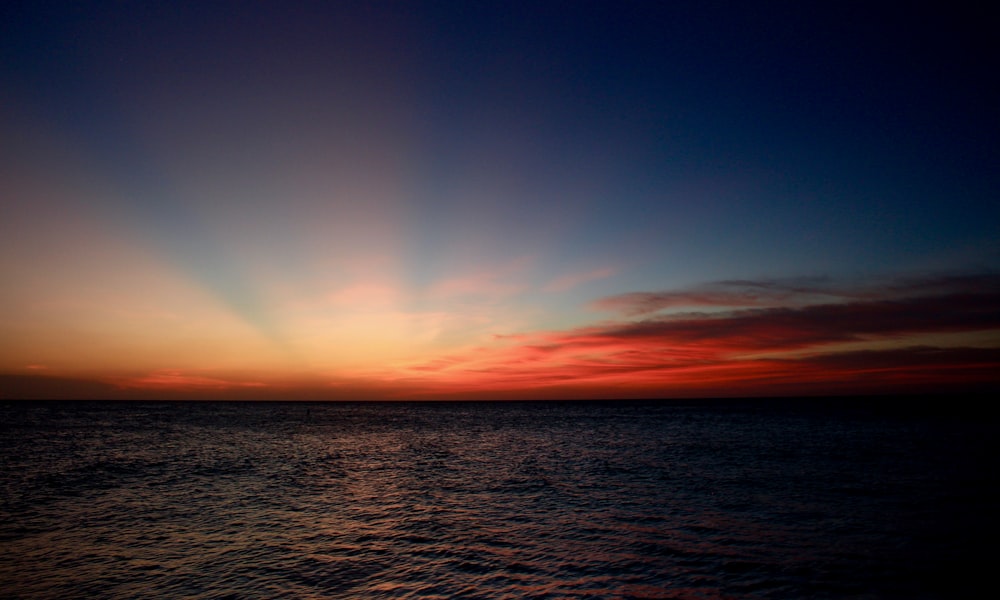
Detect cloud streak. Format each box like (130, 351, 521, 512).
(399, 273, 1000, 397)
(543, 267, 615, 293)
(112, 369, 269, 391)
(4, 273, 997, 399)
(591, 277, 844, 314)
(591, 274, 1000, 316)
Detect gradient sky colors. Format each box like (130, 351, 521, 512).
(2, 2, 998, 399)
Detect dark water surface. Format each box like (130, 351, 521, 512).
(1, 399, 995, 598)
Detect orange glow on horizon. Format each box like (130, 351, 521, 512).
(3, 272, 998, 400)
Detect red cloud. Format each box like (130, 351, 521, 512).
(112, 370, 269, 391)
(6, 274, 997, 400)
(403, 274, 1000, 398)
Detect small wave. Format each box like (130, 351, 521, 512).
(1, 400, 993, 598)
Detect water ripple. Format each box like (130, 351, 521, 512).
(1, 400, 995, 598)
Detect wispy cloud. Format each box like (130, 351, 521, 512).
(591, 277, 843, 315)
(587, 289, 1000, 352)
(591, 273, 1000, 316)
(425, 258, 533, 301)
(326, 282, 401, 308)
(543, 267, 615, 292)
(113, 369, 269, 391)
(8, 274, 998, 399)
(399, 273, 1000, 397)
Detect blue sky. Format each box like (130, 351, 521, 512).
(2, 1, 997, 398)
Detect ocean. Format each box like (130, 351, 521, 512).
(1, 399, 995, 598)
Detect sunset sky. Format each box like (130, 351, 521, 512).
(2, 1, 998, 399)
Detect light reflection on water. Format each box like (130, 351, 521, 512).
(0, 400, 994, 598)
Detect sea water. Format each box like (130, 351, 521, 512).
(1, 399, 995, 598)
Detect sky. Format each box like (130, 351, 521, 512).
(2, 1, 998, 400)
